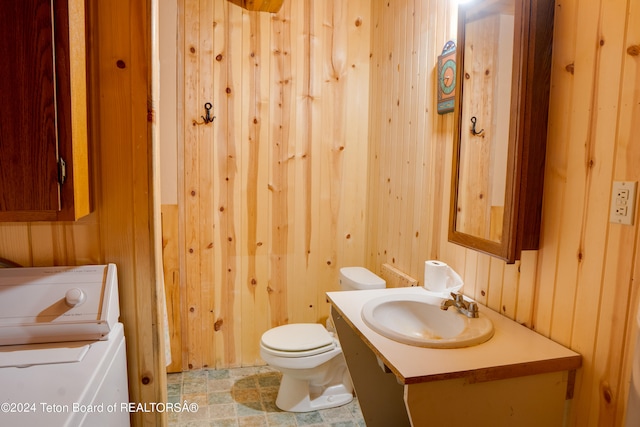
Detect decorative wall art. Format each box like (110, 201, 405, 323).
(437, 41, 456, 115)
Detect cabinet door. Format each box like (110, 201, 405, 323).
(0, 0, 89, 222)
(0, 0, 60, 213)
(448, 0, 554, 263)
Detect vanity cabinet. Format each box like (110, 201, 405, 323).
(328, 288, 582, 427)
(0, 0, 89, 222)
(448, 0, 555, 262)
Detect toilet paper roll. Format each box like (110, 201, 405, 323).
(423, 260, 463, 294)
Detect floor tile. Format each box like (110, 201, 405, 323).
(167, 367, 366, 427)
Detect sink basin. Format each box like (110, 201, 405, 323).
(361, 293, 494, 348)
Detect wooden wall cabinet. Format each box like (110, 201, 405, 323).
(0, 0, 89, 222)
(449, 0, 554, 263)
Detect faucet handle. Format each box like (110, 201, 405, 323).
(467, 302, 479, 318)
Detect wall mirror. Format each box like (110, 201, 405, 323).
(448, 0, 554, 263)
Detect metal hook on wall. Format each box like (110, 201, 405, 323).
(470, 116, 484, 136)
(193, 102, 215, 126)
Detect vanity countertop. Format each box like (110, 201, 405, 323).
(327, 287, 581, 385)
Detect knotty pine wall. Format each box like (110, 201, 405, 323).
(367, 0, 640, 426)
(0, 1, 166, 426)
(161, 0, 372, 371)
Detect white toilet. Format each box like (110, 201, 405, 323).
(259, 267, 386, 412)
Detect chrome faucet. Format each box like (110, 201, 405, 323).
(440, 292, 479, 318)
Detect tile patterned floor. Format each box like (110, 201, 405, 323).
(166, 366, 366, 427)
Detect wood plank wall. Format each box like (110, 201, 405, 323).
(163, 0, 372, 370)
(367, 0, 456, 281)
(366, 0, 640, 425)
(0, 1, 166, 426)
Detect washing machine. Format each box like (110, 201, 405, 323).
(0, 264, 130, 426)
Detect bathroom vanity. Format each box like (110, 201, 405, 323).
(327, 287, 581, 427)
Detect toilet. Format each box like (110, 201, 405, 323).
(260, 267, 386, 412)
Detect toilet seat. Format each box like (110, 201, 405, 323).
(261, 323, 336, 358)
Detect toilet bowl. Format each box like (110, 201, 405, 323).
(259, 267, 385, 412)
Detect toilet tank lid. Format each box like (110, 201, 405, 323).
(340, 267, 386, 287)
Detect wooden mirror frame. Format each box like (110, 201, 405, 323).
(448, 0, 555, 263)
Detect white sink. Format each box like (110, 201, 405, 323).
(361, 293, 494, 348)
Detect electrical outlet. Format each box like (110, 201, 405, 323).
(610, 181, 637, 225)
(616, 188, 630, 201)
(615, 205, 628, 216)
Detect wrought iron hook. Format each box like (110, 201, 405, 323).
(470, 116, 484, 136)
(193, 102, 215, 126)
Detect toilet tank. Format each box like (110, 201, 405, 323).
(339, 267, 386, 291)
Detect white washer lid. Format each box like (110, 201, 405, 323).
(261, 323, 334, 353)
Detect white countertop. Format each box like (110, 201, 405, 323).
(327, 287, 582, 385)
